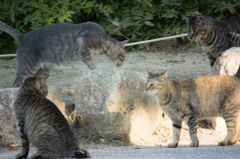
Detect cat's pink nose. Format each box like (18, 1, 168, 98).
(145, 87, 149, 92)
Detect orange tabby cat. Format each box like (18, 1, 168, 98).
(144, 68, 240, 147)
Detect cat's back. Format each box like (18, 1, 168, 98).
(23, 23, 80, 39)
(176, 75, 240, 94)
(23, 22, 105, 38)
(26, 96, 75, 141)
(221, 16, 240, 32)
(78, 21, 106, 32)
(15, 91, 78, 152)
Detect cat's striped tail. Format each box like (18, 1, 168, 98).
(228, 32, 240, 46)
(0, 20, 22, 43)
(235, 65, 240, 77)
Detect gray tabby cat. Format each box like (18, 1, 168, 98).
(144, 68, 240, 148)
(14, 76, 90, 158)
(228, 32, 240, 45)
(0, 20, 129, 87)
(182, 14, 240, 66)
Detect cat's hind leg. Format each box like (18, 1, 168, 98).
(16, 122, 30, 159)
(12, 52, 40, 87)
(219, 104, 240, 146)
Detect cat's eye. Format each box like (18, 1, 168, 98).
(150, 84, 154, 87)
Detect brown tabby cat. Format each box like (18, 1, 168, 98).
(144, 68, 240, 148)
(182, 14, 240, 66)
(14, 76, 90, 158)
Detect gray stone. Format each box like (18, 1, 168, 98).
(57, 87, 75, 116)
(0, 86, 66, 147)
(74, 69, 164, 143)
(212, 47, 240, 75)
(47, 86, 67, 117)
(0, 88, 20, 147)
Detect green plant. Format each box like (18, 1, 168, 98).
(67, 111, 85, 126)
(0, 0, 240, 52)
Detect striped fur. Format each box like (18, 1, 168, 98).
(14, 77, 90, 158)
(228, 32, 240, 46)
(0, 21, 128, 87)
(144, 68, 240, 148)
(182, 14, 240, 66)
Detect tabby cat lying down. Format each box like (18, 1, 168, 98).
(182, 14, 240, 66)
(14, 76, 90, 158)
(144, 68, 240, 148)
(0, 20, 128, 87)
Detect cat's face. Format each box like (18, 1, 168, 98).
(182, 15, 210, 41)
(144, 69, 168, 95)
(106, 40, 128, 67)
(21, 76, 49, 97)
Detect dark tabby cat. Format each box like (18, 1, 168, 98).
(14, 76, 90, 158)
(228, 32, 240, 46)
(0, 20, 129, 87)
(182, 14, 240, 66)
(144, 68, 240, 148)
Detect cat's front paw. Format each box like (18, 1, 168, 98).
(190, 142, 199, 147)
(31, 153, 43, 159)
(167, 143, 178, 148)
(73, 149, 91, 158)
(218, 141, 229, 146)
(16, 152, 28, 159)
(79, 149, 91, 158)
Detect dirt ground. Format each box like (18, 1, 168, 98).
(0, 43, 237, 156)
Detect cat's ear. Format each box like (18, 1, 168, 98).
(22, 76, 28, 83)
(41, 75, 49, 83)
(36, 75, 49, 84)
(158, 69, 168, 80)
(121, 40, 129, 48)
(182, 15, 190, 23)
(145, 69, 152, 76)
(196, 16, 205, 24)
(35, 79, 41, 89)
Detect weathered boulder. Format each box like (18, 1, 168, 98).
(74, 69, 164, 143)
(0, 86, 66, 147)
(0, 88, 19, 147)
(47, 86, 67, 117)
(212, 47, 240, 75)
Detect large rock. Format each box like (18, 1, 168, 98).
(0, 86, 66, 147)
(74, 69, 164, 143)
(212, 47, 240, 75)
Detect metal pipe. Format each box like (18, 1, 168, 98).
(125, 33, 188, 46)
(0, 33, 189, 57)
